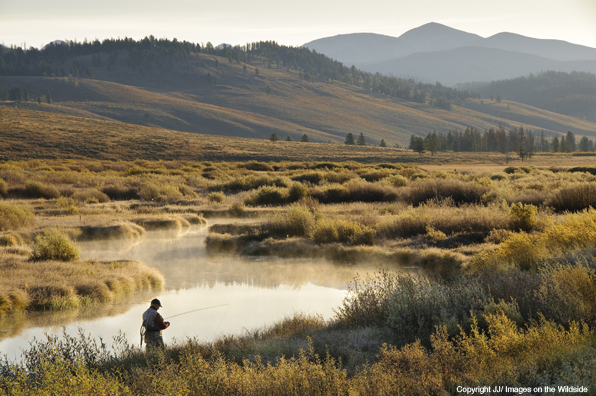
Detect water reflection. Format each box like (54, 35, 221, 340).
(0, 220, 383, 361)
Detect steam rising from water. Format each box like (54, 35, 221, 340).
(1, 219, 385, 362)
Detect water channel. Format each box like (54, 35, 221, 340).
(0, 220, 384, 362)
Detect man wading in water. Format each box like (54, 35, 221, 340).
(142, 298, 170, 348)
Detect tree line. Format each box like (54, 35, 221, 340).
(460, 71, 596, 121)
(0, 37, 479, 110)
(409, 127, 595, 157)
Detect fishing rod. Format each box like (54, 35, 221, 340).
(164, 304, 230, 320)
(140, 303, 230, 347)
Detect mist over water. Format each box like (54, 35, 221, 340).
(0, 219, 382, 362)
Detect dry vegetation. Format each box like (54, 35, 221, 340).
(3, 158, 596, 393)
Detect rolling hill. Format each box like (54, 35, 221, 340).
(1, 36, 595, 153)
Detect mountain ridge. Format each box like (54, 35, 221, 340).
(303, 23, 596, 85)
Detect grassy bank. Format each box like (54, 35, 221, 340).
(0, 250, 164, 314)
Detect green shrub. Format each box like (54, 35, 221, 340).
(31, 228, 80, 261)
(23, 180, 60, 199)
(0, 202, 35, 231)
(509, 203, 537, 231)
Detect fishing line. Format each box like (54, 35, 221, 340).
(212, 303, 230, 337)
(164, 304, 230, 320)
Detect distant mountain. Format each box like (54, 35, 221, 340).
(367, 47, 596, 86)
(304, 23, 596, 85)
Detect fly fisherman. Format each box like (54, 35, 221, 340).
(141, 298, 170, 349)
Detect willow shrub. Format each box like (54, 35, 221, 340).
(472, 208, 596, 272)
(311, 218, 375, 245)
(402, 179, 490, 206)
(30, 228, 80, 262)
(352, 315, 596, 394)
(0, 202, 35, 231)
(265, 205, 316, 238)
(546, 183, 596, 212)
(0, 179, 7, 196)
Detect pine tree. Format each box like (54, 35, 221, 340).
(409, 135, 417, 150)
(269, 133, 279, 142)
(552, 136, 560, 152)
(285, 136, 292, 141)
(345, 133, 355, 145)
(379, 139, 387, 147)
(424, 132, 439, 156)
(413, 137, 425, 155)
(566, 131, 576, 152)
(579, 136, 590, 152)
(356, 133, 366, 146)
(301, 134, 309, 142)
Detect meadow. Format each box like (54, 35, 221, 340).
(1, 157, 596, 393)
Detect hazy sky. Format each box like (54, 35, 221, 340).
(2, 0, 596, 49)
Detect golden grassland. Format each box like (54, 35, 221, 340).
(2, 158, 596, 393)
(4, 106, 596, 167)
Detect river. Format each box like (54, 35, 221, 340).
(0, 220, 383, 362)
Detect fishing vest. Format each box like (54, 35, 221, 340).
(142, 308, 161, 333)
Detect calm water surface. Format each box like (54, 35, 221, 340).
(0, 221, 382, 361)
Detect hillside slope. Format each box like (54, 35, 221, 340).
(2, 51, 595, 148)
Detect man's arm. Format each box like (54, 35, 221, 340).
(155, 313, 170, 329)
